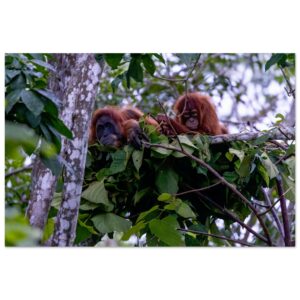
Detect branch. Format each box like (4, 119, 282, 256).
(144, 141, 272, 245)
(276, 176, 292, 246)
(183, 184, 269, 244)
(5, 165, 33, 178)
(261, 187, 284, 245)
(207, 127, 295, 145)
(174, 181, 222, 197)
(280, 66, 295, 100)
(178, 228, 253, 247)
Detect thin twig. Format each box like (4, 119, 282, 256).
(258, 198, 281, 216)
(261, 187, 284, 244)
(174, 181, 222, 196)
(5, 165, 33, 178)
(280, 66, 295, 100)
(178, 228, 253, 247)
(269, 140, 288, 150)
(276, 176, 291, 246)
(144, 141, 272, 245)
(184, 185, 269, 244)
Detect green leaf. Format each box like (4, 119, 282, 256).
(171, 136, 197, 158)
(41, 155, 63, 176)
(6, 69, 21, 80)
(142, 54, 156, 75)
(237, 154, 253, 178)
(79, 200, 99, 211)
(82, 180, 113, 210)
(10, 73, 27, 90)
(164, 199, 196, 219)
(286, 144, 295, 157)
(223, 171, 239, 183)
(122, 221, 146, 241)
(104, 54, 124, 69)
(25, 110, 41, 128)
(153, 53, 165, 64)
(229, 148, 245, 162)
(252, 134, 269, 145)
(132, 149, 143, 171)
(136, 205, 160, 223)
(77, 218, 98, 235)
(151, 143, 173, 157)
(31, 59, 56, 72)
(281, 173, 295, 202)
(47, 117, 73, 139)
(51, 192, 62, 209)
(109, 149, 130, 174)
(127, 56, 143, 82)
(35, 89, 61, 107)
(284, 156, 295, 179)
(5, 88, 23, 113)
(257, 164, 269, 186)
(176, 201, 196, 219)
(155, 166, 179, 194)
(134, 188, 150, 205)
(149, 216, 184, 246)
(21, 90, 44, 116)
(265, 54, 287, 71)
(42, 218, 55, 242)
(158, 193, 172, 202)
(92, 213, 132, 234)
(176, 53, 199, 66)
(260, 152, 279, 179)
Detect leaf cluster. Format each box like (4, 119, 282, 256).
(5, 54, 73, 174)
(73, 126, 295, 246)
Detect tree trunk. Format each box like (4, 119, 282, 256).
(26, 156, 57, 230)
(50, 54, 102, 246)
(27, 54, 102, 245)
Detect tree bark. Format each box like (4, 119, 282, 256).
(50, 54, 102, 246)
(26, 157, 57, 230)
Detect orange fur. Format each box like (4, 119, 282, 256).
(89, 106, 158, 147)
(158, 93, 228, 136)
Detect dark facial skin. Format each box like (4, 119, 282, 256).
(96, 115, 123, 147)
(182, 109, 199, 130)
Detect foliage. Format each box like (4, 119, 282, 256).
(265, 53, 295, 71)
(5, 54, 73, 175)
(70, 123, 295, 246)
(5, 207, 41, 246)
(5, 53, 295, 247)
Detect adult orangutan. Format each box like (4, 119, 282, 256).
(89, 106, 158, 149)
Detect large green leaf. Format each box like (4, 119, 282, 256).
(176, 201, 196, 219)
(35, 89, 61, 107)
(164, 198, 196, 219)
(81, 180, 113, 210)
(260, 152, 279, 179)
(21, 90, 44, 116)
(47, 117, 73, 139)
(31, 59, 56, 72)
(5, 88, 23, 113)
(104, 54, 124, 69)
(149, 216, 184, 246)
(265, 54, 287, 71)
(132, 149, 143, 171)
(127, 56, 143, 82)
(142, 54, 156, 75)
(155, 166, 179, 194)
(92, 213, 132, 234)
(136, 205, 160, 223)
(122, 221, 146, 241)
